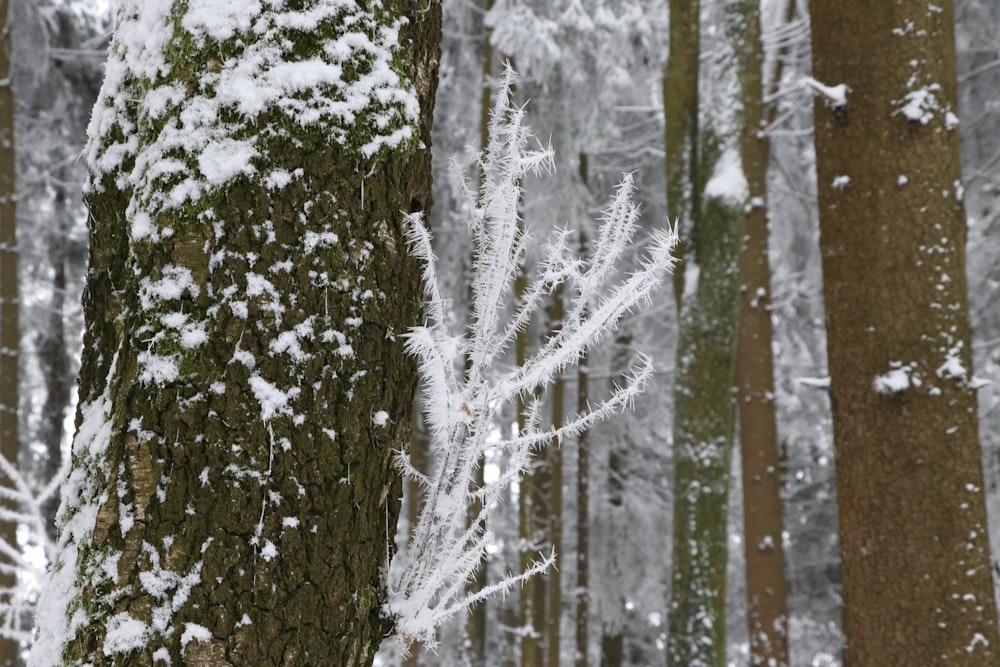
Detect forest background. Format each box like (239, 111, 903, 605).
(2, 0, 1000, 666)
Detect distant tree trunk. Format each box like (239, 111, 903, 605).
(403, 404, 430, 667)
(666, 0, 745, 664)
(0, 0, 18, 661)
(811, 1, 1000, 664)
(599, 331, 631, 667)
(574, 153, 590, 667)
(733, 1, 789, 665)
(546, 284, 564, 667)
(30, 3, 441, 666)
(36, 185, 71, 543)
(466, 4, 494, 664)
(664, 0, 700, 305)
(518, 256, 543, 667)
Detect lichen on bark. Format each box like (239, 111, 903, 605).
(30, 2, 441, 666)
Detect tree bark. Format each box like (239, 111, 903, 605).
(574, 297, 589, 667)
(734, 1, 789, 665)
(31, 2, 441, 665)
(811, 1, 1000, 664)
(0, 0, 18, 661)
(666, 0, 744, 665)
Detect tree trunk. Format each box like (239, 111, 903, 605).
(0, 0, 18, 661)
(30, 3, 441, 665)
(598, 331, 631, 667)
(810, 1, 1000, 664)
(664, 0, 700, 304)
(466, 2, 494, 660)
(545, 285, 564, 667)
(666, 0, 745, 664)
(734, 1, 789, 665)
(402, 403, 429, 667)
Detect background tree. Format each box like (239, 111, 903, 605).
(30, 2, 441, 665)
(666, 0, 746, 662)
(733, 0, 791, 664)
(810, 0, 1000, 663)
(0, 0, 18, 661)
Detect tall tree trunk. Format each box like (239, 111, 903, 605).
(30, 3, 441, 665)
(36, 184, 71, 544)
(465, 4, 494, 664)
(734, 1, 789, 665)
(574, 152, 590, 667)
(0, 0, 18, 662)
(811, 1, 1000, 665)
(599, 331, 631, 667)
(545, 285, 564, 667)
(0, 0, 21, 666)
(403, 404, 430, 667)
(666, 0, 745, 664)
(664, 0, 700, 305)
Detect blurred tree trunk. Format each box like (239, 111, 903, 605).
(574, 151, 590, 667)
(466, 3, 494, 663)
(545, 285, 564, 667)
(403, 404, 430, 667)
(598, 331, 631, 667)
(0, 0, 18, 662)
(733, 1, 789, 665)
(666, 0, 745, 664)
(32, 3, 441, 665)
(811, 1, 1000, 664)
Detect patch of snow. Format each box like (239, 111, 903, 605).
(372, 411, 390, 427)
(703, 148, 748, 205)
(104, 612, 150, 656)
(832, 175, 851, 191)
(803, 77, 848, 107)
(180, 622, 212, 649)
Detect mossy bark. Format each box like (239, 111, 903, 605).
(51, 3, 442, 666)
(666, 3, 745, 664)
(811, 1, 1000, 664)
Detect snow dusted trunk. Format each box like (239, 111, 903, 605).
(0, 0, 18, 662)
(733, 1, 789, 665)
(666, 0, 745, 665)
(811, 1, 1000, 664)
(30, 2, 440, 665)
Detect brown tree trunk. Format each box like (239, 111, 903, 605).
(811, 1, 1000, 664)
(33, 3, 441, 665)
(734, 1, 790, 665)
(466, 4, 494, 663)
(0, 0, 18, 661)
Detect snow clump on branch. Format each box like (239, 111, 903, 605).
(385, 66, 678, 648)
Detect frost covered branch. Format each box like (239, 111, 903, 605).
(386, 66, 678, 647)
(0, 454, 66, 643)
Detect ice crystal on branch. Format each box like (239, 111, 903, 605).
(386, 67, 678, 647)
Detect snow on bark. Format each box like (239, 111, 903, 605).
(31, 1, 432, 664)
(385, 68, 678, 648)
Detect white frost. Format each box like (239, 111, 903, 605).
(104, 613, 150, 656)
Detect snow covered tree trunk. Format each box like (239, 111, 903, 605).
(30, 2, 441, 665)
(666, 0, 746, 664)
(733, 1, 789, 665)
(811, 1, 1000, 664)
(0, 0, 18, 661)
